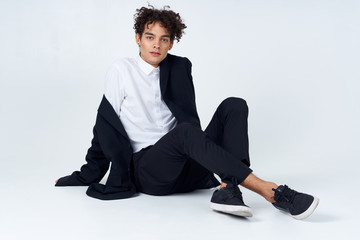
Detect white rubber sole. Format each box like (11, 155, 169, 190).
(289, 196, 319, 220)
(210, 202, 253, 217)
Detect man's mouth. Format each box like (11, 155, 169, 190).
(150, 52, 160, 56)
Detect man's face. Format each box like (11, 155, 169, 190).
(135, 21, 173, 68)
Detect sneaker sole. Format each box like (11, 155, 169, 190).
(210, 202, 253, 217)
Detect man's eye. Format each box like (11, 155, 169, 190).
(146, 36, 153, 39)
(162, 39, 169, 42)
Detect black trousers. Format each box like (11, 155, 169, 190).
(131, 97, 253, 195)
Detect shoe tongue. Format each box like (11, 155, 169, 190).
(275, 185, 285, 192)
(273, 185, 285, 201)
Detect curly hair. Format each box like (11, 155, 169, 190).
(133, 5, 187, 42)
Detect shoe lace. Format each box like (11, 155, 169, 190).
(273, 185, 297, 204)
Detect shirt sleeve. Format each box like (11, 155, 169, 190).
(104, 63, 125, 118)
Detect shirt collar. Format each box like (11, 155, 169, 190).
(137, 55, 160, 75)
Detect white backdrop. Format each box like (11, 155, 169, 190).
(0, 0, 359, 239)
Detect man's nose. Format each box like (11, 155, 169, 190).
(153, 40, 160, 49)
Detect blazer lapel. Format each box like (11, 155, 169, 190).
(159, 54, 171, 97)
(97, 95, 129, 139)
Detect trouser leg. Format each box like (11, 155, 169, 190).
(205, 97, 251, 184)
(132, 143, 218, 195)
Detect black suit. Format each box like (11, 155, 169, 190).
(56, 54, 252, 200)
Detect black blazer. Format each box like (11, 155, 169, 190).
(56, 54, 206, 200)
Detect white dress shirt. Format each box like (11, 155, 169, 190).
(104, 56, 177, 153)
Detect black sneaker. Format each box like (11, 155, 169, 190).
(272, 185, 319, 220)
(210, 183, 253, 217)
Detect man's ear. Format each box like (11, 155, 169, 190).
(169, 40, 174, 50)
(135, 33, 141, 45)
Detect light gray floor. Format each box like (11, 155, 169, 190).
(1, 161, 357, 240)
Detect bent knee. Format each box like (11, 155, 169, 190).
(219, 97, 248, 113)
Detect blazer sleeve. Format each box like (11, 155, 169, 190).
(55, 116, 110, 186)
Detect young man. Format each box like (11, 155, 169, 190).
(56, 6, 319, 220)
